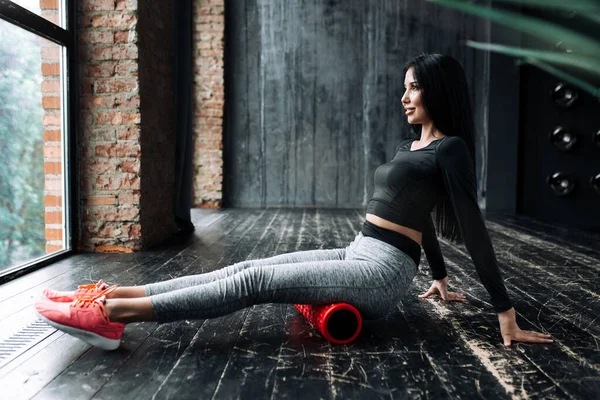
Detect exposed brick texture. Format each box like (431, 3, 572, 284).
(77, 0, 175, 252)
(40, 0, 222, 253)
(77, 0, 141, 252)
(192, 0, 225, 208)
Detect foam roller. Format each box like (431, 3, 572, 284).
(294, 303, 362, 344)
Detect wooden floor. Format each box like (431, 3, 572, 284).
(0, 208, 599, 399)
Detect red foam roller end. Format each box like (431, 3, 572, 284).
(294, 303, 362, 344)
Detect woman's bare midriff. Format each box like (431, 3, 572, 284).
(365, 213, 423, 246)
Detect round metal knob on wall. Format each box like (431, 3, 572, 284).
(549, 126, 577, 151)
(547, 172, 576, 196)
(551, 83, 579, 108)
(591, 174, 600, 195)
(593, 130, 600, 149)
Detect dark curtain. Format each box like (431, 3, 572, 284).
(173, 0, 195, 234)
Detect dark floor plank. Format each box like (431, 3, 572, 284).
(321, 210, 443, 399)
(430, 243, 599, 399)
(30, 322, 161, 400)
(489, 216, 600, 259)
(485, 255, 600, 332)
(325, 313, 448, 399)
(252, 209, 367, 399)
(207, 209, 307, 399)
(0, 333, 89, 400)
(0, 209, 225, 390)
(0, 252, 114, 304)
(0, 244, 193, 380)
(1, 209, 599, 400)
(488, 221, 600, 270)
(259, 209, 348, 399)
(0, 242, 185, 382)
(106, 208, 278, 399)
(61, 320, 202, 400)
(0, 248, 160, 381)
(99, 208, 284, 397)
(33, 209, 264, 400)
(407, 275, 569, 399)
(0, 254, 177, 395)
(269, 209, 448, 399)
(0, 245, 186, 324)
(440, 234, 600, 341)
(149, 208, 314, 400)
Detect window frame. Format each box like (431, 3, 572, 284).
(0, 0, 78, 283)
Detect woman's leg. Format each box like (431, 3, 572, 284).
(109, 248, 346, 299)
(106, 236, 417, 323)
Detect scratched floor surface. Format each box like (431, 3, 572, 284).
(0, 208, 598, 399)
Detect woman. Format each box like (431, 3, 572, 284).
(35, 54, 552, 350)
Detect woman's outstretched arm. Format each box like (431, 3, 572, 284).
(419, 215, 466, 302)
(422, 215, 447, 280)
(436, 136, 552, 346)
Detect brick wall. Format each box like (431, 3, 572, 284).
(40, 0, 219, 253)
(77, 0, 174, 252)
(192, 0, 225, 208)
(78, 0, 141, 252)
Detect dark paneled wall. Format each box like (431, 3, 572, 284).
(224, 0, 490, 207)
(483, 2, 522, 215)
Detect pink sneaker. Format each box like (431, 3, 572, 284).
(42, 279, 116, 302)
(35, 288, 125, 351)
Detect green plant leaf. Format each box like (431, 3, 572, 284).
(466, 41, 600, 78)
(524, 58, 600, 99)
(493, 0, 600, 24)
(428, 0, 600, 56)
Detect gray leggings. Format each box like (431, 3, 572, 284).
(145, 233, 418, 322)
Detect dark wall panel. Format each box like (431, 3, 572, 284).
(224, 0, 490, 207)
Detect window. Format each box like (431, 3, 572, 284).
(0, 0, 75, 280)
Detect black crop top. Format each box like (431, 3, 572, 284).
(366, 136, 512, 313)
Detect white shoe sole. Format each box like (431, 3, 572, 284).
(36, 311, 121, 351)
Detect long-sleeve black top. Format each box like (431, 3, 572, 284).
(366, 136, 513, 312)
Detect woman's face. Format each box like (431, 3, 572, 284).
(401, 67, 430, 125)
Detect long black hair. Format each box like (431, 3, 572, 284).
(403, 53, 476, 243)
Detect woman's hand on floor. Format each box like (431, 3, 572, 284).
(419, 277, 466, 303)
(498, 307, 553, 347)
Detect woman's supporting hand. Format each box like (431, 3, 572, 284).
(419, 277, 466, 303)
(498, 307, 553, 347)
(419, 281, 552, 346)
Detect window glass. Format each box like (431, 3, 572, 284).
(0, 18, 68, 273)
